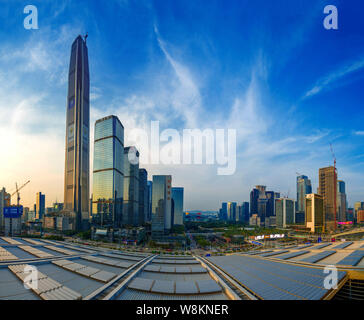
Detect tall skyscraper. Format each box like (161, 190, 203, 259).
(296, 175, 312, 213)
(241, 202, 249, 222)
(91, 115, 124, 229)
(64, 35, 90, 231)
(35, 192, 45, 220)
(220, 202, 228, 221)
(354, 202, 364, 221)
(318, 166, 337, 231)
(138, 168, 148, 226)
(227, 202, 237, 221)
(123, 146, 140, 226)
(151, 175, 172, 239)
(337, 180, 347, 222)
(305, 193, 324, 233)
(147, 181, 153, 222)
(250, 188, 259, 216)
(172, 187, 184, 225)
(276, 198, 295, 228)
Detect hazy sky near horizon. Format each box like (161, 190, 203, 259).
(0, 0, 363, 210)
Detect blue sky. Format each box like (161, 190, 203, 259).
(0, 0, 363, 210)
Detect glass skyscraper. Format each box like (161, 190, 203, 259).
(296, 175, 312, 213)
(123, 146, 140, 226)
(151, 175, 172, 239)
(35, 192, 45, 220)
(64, 35, 90, 231)
(172, 187, 184, 225)
(138, 168, 148, 226)
(92, 115, 124, 228)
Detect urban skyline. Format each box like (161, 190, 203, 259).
(0, 1, 364, 211)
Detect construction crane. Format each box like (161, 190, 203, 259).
(11, 180, 30, 206)
(330, 144, 337, 230)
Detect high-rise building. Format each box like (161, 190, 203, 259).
(172, 187, 184, 225)
(147, 181, 153, 222)
(337, 180, 347, 222)
(227, 202, 237, 221)
(92, 115, 124, 229)
(318, 166, 337, 231)
(138, 168, 148, 226)
(357, 210, 364, 224)
(240, 202, 249, 222)
(64, 35, 90, 231)
(35, 192, 45, 220)
(276, 198, 295, 228)
(305, 194, 324, 233)
(354, 202, 364, 222)
(249, 188, 260, 216)
(151, 175, 172, 239)
(0, 188, 10, 229)
(296, 175, 312, 213)
(123, 147, 140, 226)
(220, 202, 228, 221)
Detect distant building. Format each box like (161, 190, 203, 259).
(151, 175, 172, 239)
(0, 188, 11, 229)
(354, 202, 364, 222)
(276, 198, 295, 228)
(337, 180, 347, 222)
(92, 115, 124, 229)
(138, 168, 148, 226)
(220, 202, 228, 221)
(44, 216, 56, 229)
(35, 192, 45, 220)
(305, 194, 324, 233)
(227, 202, 237, 221)
(172, 187, 184, 225)
(296, 175, 312, 214)
(346, 208, 354, 222)
(357, 210, 364, 224)
(239, 202, 249, 223)
(123, 146, 139, 226)
(147, 181, 153, 222)
(318, 166, 337, 231)
(249, 214, 261, 226)
(250, 188, 260, 216)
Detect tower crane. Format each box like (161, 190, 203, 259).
(11, 180, 30, 206)
(330, 144, 337, 230)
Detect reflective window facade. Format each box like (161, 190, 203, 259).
(172, 187, 184, 225)
(64, 35, 90, 231)
(92, 115, 124, 228)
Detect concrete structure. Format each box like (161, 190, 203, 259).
(63, 35, 90, 231)
(249, 214, 261, 226)
(318, 166, 337, 231)
(357, 210, 364, 224)
(305, 194, 324, 233)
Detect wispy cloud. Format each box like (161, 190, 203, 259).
(303, 56, 364, 99)
(354, 131, 364, 136)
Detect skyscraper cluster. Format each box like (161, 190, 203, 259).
(60, 35, 184, 239)
(217, 165, 357, 233)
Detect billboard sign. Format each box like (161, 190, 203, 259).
(3, 206, 23, 218)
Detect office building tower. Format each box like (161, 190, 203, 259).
(138, 169, 148, 226)
(35, 192, 45, 220)
(92, 115, 124, 228)
(64, 35, 90, 231)
(305, 194, 324, 233)
(296, 175, 312, 214)
(354, 202, 364, 221)
(0, 188, 10, 229)
(151, 175, 172, 239)
(147, 181, 153, 222)
(221, 202, 228, 221)
(357, 210, 364, 224)
(346, 208, 354, 222)
(250, 188, 259, 216)
(123, 147, 140, 226)
(337, 180, 347, 222)
(172, 187, 184, 225)
(318, 166, 337, 231)
(276, 198, 295, 228)
(265, 191, 276, 217)
(227, 202, 237, 221)
(242, 202, 249, 222)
